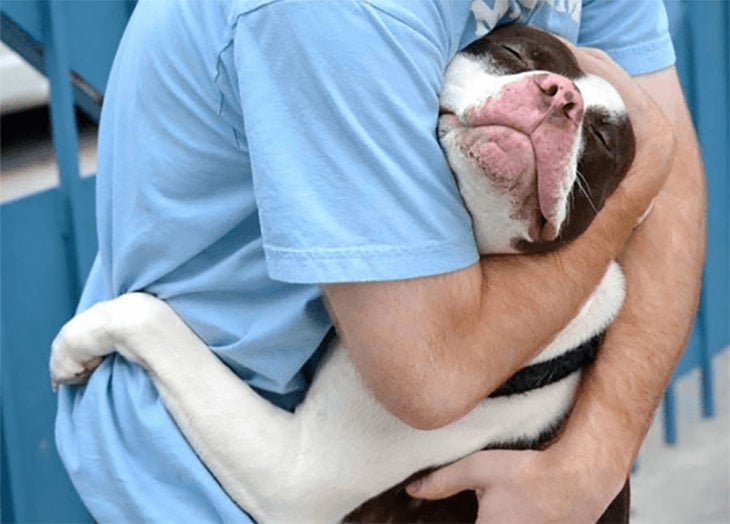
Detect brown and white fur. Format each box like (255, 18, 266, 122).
(50, 25, 636, 523)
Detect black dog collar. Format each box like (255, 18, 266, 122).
(489, 334, 603, 398)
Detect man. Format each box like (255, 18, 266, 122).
(56, 0, 705, 521)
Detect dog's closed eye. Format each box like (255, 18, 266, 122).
(588, 123, 612, 153)
(500, 44, 528, 68)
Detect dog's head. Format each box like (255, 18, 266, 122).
(439, 24, 635, 254)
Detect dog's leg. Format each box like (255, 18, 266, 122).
(50, 294, 427, 521)
(51, 293, 548, 522)
(51, 294, 309, 521)
(52, 294, 438, 521)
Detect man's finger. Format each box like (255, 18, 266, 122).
(406, 452, 492, 500)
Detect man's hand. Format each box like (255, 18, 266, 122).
(406, 445, 617, 524)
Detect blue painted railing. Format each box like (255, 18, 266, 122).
(0, 0, 727, 521)
(1, 2, 132, 521)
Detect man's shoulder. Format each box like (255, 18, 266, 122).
(227, 0, 472, 17)
(228, 0, 473, 49)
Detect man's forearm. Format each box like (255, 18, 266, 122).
(331, 189, 659, 429)
(551, 69, 706, 491)
(468, 141, 673, 392)
(330, 112, 671, 430)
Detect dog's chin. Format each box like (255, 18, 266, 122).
(439, 115, 535, 176)
(440, 123, 571, 255)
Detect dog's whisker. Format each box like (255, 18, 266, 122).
(576, 170, 594, 196)
(575, 170, 598, 214)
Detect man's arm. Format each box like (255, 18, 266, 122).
(324, 64, 674, 430)
(405, 61, 706, 523)
(550, 62, 706, 504)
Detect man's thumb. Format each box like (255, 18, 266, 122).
(406, 454, 485, 500)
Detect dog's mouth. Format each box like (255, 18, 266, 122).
(446, 121, 543, 235)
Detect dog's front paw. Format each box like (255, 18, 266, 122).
(49, 341, 104, 390)
(49, 303, 117, 390)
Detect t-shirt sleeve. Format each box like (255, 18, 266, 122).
(578, 0, 676, 76)
(231, 1, 478, 284)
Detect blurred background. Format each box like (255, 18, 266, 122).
(1, 0, 727, 522)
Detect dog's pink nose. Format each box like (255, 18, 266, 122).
(532, 73, 583, 124)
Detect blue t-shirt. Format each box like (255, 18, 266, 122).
(56, 0, 675, 520)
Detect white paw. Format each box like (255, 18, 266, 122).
(50, 342, 104, 390)
(49, 304, 116, 390)
(49, 332, 105, 390)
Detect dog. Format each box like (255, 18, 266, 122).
(50, 24, 635, 523)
